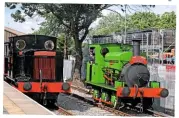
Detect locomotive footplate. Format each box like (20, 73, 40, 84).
(116, 87, 169, 98)
(12, 82, 71, 93)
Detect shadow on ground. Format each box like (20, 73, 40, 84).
(57, 93, 94, 112)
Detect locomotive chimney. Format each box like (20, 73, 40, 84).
(132, 39, 141, 56)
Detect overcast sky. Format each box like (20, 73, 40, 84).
(4, 5, 176, 34)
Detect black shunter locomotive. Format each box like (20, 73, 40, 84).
(4, 35, 71, 105)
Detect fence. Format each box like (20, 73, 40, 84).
(63, 59, 75, 81)
(89, 29, 175, 65)
(148, 64, 175, 111)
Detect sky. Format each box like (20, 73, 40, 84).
(4, 5, 176, 34)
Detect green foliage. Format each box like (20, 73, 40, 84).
(158, 11, 176, 29)
(90, 13, 125, 35)
(57, 33, 75, 56)
(91, 11, 176, 35)
(33, 13, 68, 36)
(129, 12, 160, 30)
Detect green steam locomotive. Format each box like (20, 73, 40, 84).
(85, 34, 169, 112)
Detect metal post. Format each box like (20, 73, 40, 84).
(146, 33, 149, 61)
(152, 31, 155, 65)
(142, 33, 143, 53)
(158, 32, 160, 64)
(124, 5, 127, 44)
(40, 69, 42, 90)
(161, 30, 164, 65)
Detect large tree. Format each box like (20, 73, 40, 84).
(158, 11, 176, 29)
(6, 3, 111, 78)
(6, 3, 156, 81)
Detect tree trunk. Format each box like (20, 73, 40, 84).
(73, 38, 83, 81)
(64, 35, 68, 59)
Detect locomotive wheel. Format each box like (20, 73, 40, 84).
(93, 89, 100, 103)
(105, 93, 110, 102)
(111, 95, 120, 109)
(101, 92, 110, 105)
(101, 92, 106, 101)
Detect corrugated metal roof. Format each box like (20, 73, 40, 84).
(4, 27, 26, 35)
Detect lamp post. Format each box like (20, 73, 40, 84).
(124, 4, 127, 44)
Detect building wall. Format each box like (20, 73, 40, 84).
(4, 27, 25, 41)
(4, 30, 16, 41)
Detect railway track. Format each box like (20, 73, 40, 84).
(71, 85, 91, 94)
(71, 91, 141, 116)
(71, 85, 133, 116)
(97, 104, 132, 116)
(145, 109, 171, 117)
(71, 85, 171, 117)
(57, 106, 74, 115)
(46, 103, 74, 115)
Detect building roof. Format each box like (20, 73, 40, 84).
(4, 27, 26, 35)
